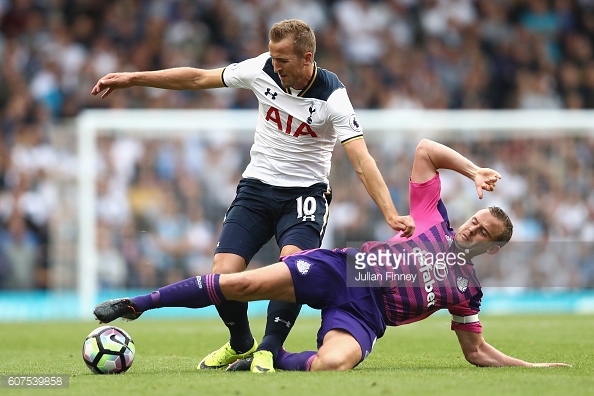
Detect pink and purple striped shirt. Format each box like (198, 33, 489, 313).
(360, 173, 483, 333)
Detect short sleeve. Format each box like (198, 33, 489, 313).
(409, 173, 443, 220)
(388, 173, 445, 244)
(222, 52, 269, 89)
(327, 88, 363, 143)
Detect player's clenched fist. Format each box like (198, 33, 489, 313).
(391, 215, 415, 238)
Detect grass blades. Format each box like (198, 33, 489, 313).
(0, 314, 592, 396)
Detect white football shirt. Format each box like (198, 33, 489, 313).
(222, 52, 363, 187)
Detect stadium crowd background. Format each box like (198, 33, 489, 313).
(0, 0, 593, 291)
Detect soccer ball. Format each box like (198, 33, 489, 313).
(82, 326, 135, 374)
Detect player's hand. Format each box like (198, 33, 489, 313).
(92, 73, 134, 98)
(530, 362, 572, 368)
(389, 215, 415, 238)
(473, 167, 501, 199)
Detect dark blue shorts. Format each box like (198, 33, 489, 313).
(283, 249, 386, 364)
(215, 178, 332, 264)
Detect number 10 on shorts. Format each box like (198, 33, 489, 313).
(296, 196, 316, 221)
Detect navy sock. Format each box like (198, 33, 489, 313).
(257, 301, 302, 360)
(275, 349, 317, 371)
(131, 275, 225, 312)
(215, 301, 254, 354)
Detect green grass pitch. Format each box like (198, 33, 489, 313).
(1, 314, 592, 396)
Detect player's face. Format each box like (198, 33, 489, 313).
(455, 209, 504, 255)
(269, 38, 312, 90)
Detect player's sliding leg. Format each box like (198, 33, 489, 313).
(276, 330, 362, 372)
(227, 347, 316, 373)
(227, 348, 318, 372)
(309, 329, 362, 371)
(93, 274, 227, 324)
(93, 263, 296, 324)
(275, 349, 317, 371)
(233, 330, 361, 372)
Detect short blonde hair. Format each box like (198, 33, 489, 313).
(269, 19, 316, 58)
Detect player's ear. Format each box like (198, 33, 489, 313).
(303, 51, 313, 65)
(486, 244, 501, 255)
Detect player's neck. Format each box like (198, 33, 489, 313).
(454, 241, 477, 261)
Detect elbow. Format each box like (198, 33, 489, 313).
(416, 138, 433, 154)
(415, 139, 434, 161)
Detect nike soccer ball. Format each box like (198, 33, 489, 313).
(82, 326, 135, 374)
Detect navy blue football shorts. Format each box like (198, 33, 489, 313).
(215, 178, 332, 264)
(283, 248, 387, 364)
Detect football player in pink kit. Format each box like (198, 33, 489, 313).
(94, 139, 569, 370)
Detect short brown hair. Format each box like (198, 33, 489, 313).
(488, 206, 514, 246)
(269, 19, 316, 58)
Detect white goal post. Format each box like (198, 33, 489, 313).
(76, 109, 594, 317)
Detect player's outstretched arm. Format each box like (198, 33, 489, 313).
(411, 139, 500, 199)
(455, 329, 570, 367)
(91, 67, 226, 98)
(343, 138, 415, 237)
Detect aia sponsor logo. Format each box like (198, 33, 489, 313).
(266, 106, 318, 138)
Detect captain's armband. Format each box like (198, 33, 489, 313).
(451, 314, 479, 324)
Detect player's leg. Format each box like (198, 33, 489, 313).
(275, 289, 383, 372)
(250, 243, 303, 370)
(272, 329, 361, 372)
(201, 180, 278, 369)
(94, 262, 300, 371)
(254, 183, 332, 372)
(197, 249, 256, 370)
(220, 262, 296, 302)
(93, 262, 297, 323)
(207, 251, 254, 362)
(253, 244, 303, 371)
(310, 329, 362, 371)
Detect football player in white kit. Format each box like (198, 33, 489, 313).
(92, 19, 415, 373)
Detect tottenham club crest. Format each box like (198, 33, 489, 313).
(456, 276, 469, 293)
(296, 260, 311, 275)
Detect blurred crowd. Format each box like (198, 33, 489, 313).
(1, 0, 593, 290)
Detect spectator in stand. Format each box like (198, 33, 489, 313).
(1, 0, 594, 293)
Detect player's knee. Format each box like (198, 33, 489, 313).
(223, 273, 261, 300)
(212, 254, 246, 274)
(311, 353, 356, 371)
